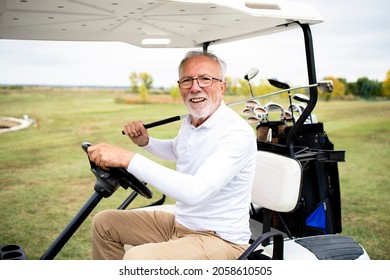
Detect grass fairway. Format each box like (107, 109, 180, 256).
(314, 100, 390, 260)
(0, 87, 389, 260)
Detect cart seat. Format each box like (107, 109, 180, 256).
(258, 235, 370, 260)
(240, 151, 369, 260)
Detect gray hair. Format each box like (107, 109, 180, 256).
(178, 50, 227, 79)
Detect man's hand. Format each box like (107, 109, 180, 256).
(87, 142, 134, 170)
(122, 121, 149, 147)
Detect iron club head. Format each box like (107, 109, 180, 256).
(318, 80, 334, 93)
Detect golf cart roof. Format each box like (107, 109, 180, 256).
(0, 0, 323, 48)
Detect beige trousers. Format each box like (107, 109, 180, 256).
(91, 209, 247, 260)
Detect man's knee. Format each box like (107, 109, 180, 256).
(92, 209, 114, 233)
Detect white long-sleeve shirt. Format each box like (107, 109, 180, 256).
(127, 102, 257, 244)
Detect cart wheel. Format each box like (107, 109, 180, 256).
(82, 142, 153, 199)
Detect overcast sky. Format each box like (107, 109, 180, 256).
(0, 0, 389, 88)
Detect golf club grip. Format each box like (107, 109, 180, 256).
(121, 115, 181, 135)
(144, 115, 181, 129)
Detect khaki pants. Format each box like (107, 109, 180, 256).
(91, 209, 247, 260)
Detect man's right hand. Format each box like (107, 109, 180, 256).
(123, 121, 149, 147)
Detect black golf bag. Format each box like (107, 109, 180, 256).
(255, 121, 343, 238)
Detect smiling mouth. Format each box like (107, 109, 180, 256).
(190, 97, 206, 103)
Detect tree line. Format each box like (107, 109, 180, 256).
(129, 70, 390, 101)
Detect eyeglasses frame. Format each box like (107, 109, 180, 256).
(177, 75, 223, 89)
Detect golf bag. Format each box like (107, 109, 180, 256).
(255, 122, 343, 238)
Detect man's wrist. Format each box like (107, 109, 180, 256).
(138, 137, 149, 147)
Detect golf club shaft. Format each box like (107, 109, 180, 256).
(121, 83, 319, 134)
(227, 83, 318, 107)
(121, 114, 187, 135)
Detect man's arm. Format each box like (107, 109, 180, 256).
(127, 131, 256, 205)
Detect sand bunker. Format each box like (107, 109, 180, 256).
(0, 115, 35, 134)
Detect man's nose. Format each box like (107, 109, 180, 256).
(189, 78, 202, 92)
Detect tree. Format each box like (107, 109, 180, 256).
(224, 76, 239, 95)
(170, 84, 181, 103)
(139, 72, 153, 90)
(355, 77, 381, 99)
(382, 70, 390, 98)
(129, 72, 139, 93)
(139, 83, 148, 103)
(238, 79, 251, 96)
(129, 72, 154, 103)
(338, 78, 352, 96)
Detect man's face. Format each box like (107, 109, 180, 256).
(179, 56, 226, 126)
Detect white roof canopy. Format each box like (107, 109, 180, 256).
(0, 0, 323, 48)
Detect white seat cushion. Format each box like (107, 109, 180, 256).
(251, 151, 302, 212)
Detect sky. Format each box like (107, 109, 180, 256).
(0, 0, 389, 88)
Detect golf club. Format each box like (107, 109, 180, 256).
(293, 93, 314, 123)
(253, 105, 268, 117)
(228, 80, 333, 107)
(121, 80, 334, 134)
(243, 104, 268, 124)
(284, 110, 294, 123)
(268, 78, 294, 124)
(251, 105, 268, 123)
(293, 93, 310, 104)
(242, 101, 262, 116)
(242, 107, 254, 116)
(318, 80, 334, 93)
(244, 68, 259, 98)
(297, 103, 311, 123)
(245, 99, 261, 108)
(247, 115, 263, 124)
(268, 78, 290, 90)
(288, 103, 302, 117)
(264, 102, 285, 122)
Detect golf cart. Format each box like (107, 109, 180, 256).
(0, 0, 369, 260)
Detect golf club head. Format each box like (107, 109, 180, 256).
(247, 114, 268, 124)
(247, 115, 262, 123)
(310, 114, 318, 123)
(296, 102, 313, 124)
(268, 78, 290, 89)
(288, 104, 302, 115)
(245, 99, 260, 108)
(242, 107, 253, 116)
(265, 102, 285, 122)
(253, 105, 268, 117)
(244, 68, 259, 81)
(318, 80, 334, 93)
(297, 103, 306, 112)
(284, 110, 294, 122)
(293, 93, 310, 104)
(253, 106, 268, 123)
(264, 102, 284, 113)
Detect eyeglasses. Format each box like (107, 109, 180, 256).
(177, 75, 223, 89)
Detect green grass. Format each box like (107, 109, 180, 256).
(0, 88, 389, 259)
(313, 100, 390, 259)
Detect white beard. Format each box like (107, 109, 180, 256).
(185, 99, 215, 119)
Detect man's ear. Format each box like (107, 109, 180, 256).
(220, 81, 227, 95)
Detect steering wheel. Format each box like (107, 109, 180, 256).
(82, 142, 152, 199)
